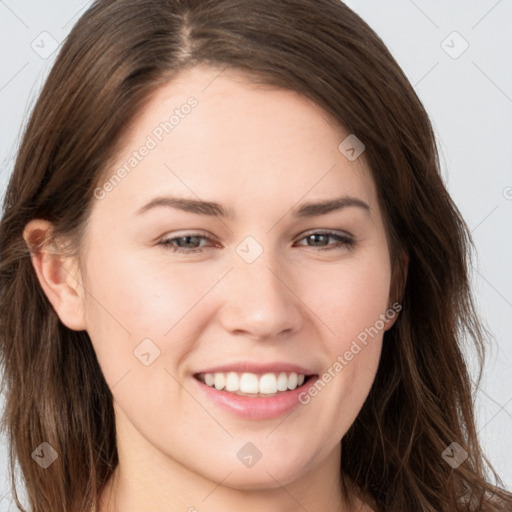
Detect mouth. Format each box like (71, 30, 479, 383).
(194, 371, 316, 398)
(192, 362, 320, 419)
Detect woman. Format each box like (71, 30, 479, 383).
(0, 1, 510, 510)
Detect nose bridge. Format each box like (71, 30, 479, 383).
(217, 236, 303, 339)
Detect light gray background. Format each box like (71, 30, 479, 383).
(0, 0, 511, 509)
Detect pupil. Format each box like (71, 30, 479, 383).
(310, 234, 327, 246)
(181, 236, 200, 248)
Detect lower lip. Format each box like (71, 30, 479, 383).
(194, 376, 319, 420)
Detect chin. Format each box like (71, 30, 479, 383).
(220, 468, 302, 491)
(213, 451, 315, 491)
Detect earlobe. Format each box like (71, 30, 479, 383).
(23, 219, 87, 331)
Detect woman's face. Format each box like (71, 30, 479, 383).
(79, 65, 395, 491)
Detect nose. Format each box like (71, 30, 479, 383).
(217, 249, 304, 341)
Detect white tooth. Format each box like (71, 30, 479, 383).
(259, 373, 278, 394)
(225, 372, 240, 392)
(214, 373, 226, 390)
(287, 372, 298, 390)
(239, 373, 259, 394)
(277, 372, 289, 391)
(297, 374, 305, 386)
(204, 373, 214, 387)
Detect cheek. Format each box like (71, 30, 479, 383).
(80, 245, 220, 385)
(294, 249, 391, 435)
(84, 241, 218, 322)
(328, 255, 391, 387)
(303, 249, 392, 344)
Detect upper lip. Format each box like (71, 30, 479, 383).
(194, 361, 317, 376)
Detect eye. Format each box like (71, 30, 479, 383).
(159, 233, 216, 253)
(158, 230, 355, 254)
(294, 231, 355, 251)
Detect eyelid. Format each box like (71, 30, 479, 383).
(298, 228, 354, 240)
(157, 231, 220, 252)
(158, 230, 217, 243)
(158, 229, 354, 244)
(158, 228, 356, 254)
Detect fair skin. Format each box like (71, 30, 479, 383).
(24, 65, 400, 512)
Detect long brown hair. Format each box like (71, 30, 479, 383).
(0, 1, 510, 510)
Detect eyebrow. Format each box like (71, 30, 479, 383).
(135, 195, 370, 218)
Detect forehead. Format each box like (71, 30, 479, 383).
(92, 65, 377, 223)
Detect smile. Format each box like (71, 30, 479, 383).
(195, 371, 310, 396)
(193, 365, 319, 420)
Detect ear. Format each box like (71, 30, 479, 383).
(385, 250, 408, 331)
(23, 219, 87, 331)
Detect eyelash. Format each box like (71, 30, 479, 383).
(158, 231, 355, 254)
